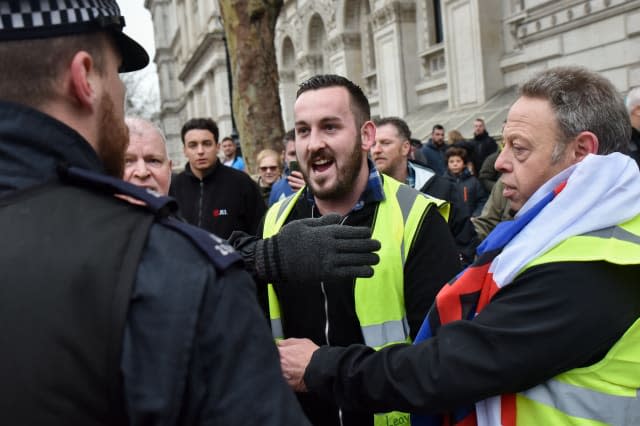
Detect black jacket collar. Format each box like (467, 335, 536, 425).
(182, 158, 221, 181)
(0, 100, 103, 195)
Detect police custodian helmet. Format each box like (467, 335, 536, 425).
(0, 0, 149, 72)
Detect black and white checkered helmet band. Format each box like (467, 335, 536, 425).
(0, 0, 122, 32)
(0, 0, 149, 72)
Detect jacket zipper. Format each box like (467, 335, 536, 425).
(320, 280, 343, 426)
(197, 180, 204, 228)
(320, 213, 349, 426)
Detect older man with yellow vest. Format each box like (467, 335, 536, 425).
(279, 67, 640, 426)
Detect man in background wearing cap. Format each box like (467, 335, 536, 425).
(0, 1, 312, 424)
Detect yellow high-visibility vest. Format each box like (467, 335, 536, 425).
(482, 214, 640, 426)
(263, 176, 448, 426)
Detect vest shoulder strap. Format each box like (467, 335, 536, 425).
(263, 187, 304, 237)
(524, 214, 640, 270)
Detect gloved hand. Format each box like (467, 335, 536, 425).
(254, 213, 381, 283)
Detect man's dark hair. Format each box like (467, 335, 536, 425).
(0, 33, 108, 107)
(432, 124, 445, 133)
(220, 136, 234, 144)
(445, 146, 467, 162)
(296, 74, 370, 128)
(520, 66, 630, 160)
(373, 117, 412, 142)
(284, 129, 296, 142)
(181, 118, 220, 145)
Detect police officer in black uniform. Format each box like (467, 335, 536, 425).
(0, 2, 315, 424)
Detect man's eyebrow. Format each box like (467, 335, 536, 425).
(295, 116, 342, 125)
(319, 116, 342, 123)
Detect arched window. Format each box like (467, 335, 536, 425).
(308, 14, 327, 74)
(282, 36, 295, 70)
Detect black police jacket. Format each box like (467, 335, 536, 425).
(0, 100, 309, 426)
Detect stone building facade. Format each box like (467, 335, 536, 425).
(144, 0, 640, 167)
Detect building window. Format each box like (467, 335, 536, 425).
(433, 0, 443, 43)
(309, 14, 327, 74)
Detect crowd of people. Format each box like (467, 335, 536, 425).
(1, 1, 640, 425)
(175, 107, 502, 265)
(199, 97, 524, 266)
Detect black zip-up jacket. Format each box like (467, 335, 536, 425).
(250, 182, 463, 426)
(410, 160, 479, 265)
(470, 130, 498, 175)
(305, 261, 640, 416)
(170, 161, 266, 239)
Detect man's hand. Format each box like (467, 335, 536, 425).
(278, 338, 319, 392)
(254, 214, 381, 283)
(287, 171, 305, 191)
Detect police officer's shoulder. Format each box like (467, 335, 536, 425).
(159, 216, 242, 272)
(58, 164, 241, 273)
(145, 222, 222, 277)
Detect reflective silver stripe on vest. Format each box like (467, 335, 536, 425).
(271, 318, 283, 339)
(583, 225, 640, 245)
(522, 380, 640, 426)
(361, 317, 410, 348)
(275, 194, 296, 223)
(268, 194, 297, 339)
(394, 184, 419, 265)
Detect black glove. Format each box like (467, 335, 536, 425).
(255, 213, 381, 283)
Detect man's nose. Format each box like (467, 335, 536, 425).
(307, 129, 326, 152)
(494, 148, 510, 173)
(133, 159, 150, 177)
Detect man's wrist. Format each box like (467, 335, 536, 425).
(255, 237, 284, 282)
(254, 238, 269, 281)
(302, 345, 333, 394)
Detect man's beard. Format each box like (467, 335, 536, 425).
(309, 135, 363, 201)
(96, 94, 129, 178)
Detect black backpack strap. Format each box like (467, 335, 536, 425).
(58, 164, 242, 271)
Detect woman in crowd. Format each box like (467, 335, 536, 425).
(255, 149, 283, 204)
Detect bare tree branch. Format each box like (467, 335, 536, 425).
(122, 67, 160, 119)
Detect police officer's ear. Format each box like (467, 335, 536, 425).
(68, 51, 99, 112)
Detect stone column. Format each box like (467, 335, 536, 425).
(443, 0, 503, 108)
(371, 1, 418, 117)
(327, 33, 363, 83)
(279, 70, 297, 130)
